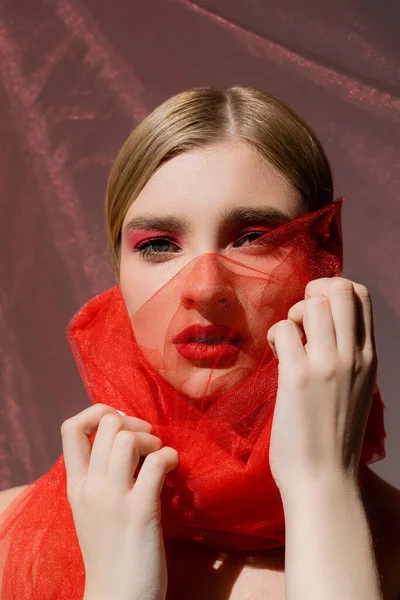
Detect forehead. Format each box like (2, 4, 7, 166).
(123, 140, 304, 225)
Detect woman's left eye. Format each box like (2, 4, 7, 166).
(233, 230, 271, 247)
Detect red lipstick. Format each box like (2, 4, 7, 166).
(172, 324, 246, 364)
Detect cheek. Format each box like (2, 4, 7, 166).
(119, 245, 181, 318)
(119, 248, 156, 318)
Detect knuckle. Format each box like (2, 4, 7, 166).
(331, 278, 354, 294)
(61, 418, 75, 436)
(336, 351, 357, 373)
(275, 319, 292, 332)
(145, 452, 164, 470)
(313, 359, 337, 380)
(100, 413, 121, 428)
(364, 348, 378, 370)
(61, 404, 113, 436)
(87, 403, 107, 422)
(287, 300, 304, 318)
(307, 294, 328, 308)
(286, 306, 295, 320)
(94, 403, 113, 419)
(355, 284, 370, 300)
(116, 430, 136, 445)
(305, 279, 317, 296)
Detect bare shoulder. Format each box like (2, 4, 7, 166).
(362, 468, 400, 600)
(0, 484, 30, 516)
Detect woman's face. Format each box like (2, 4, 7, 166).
(119, 139, 307, 398)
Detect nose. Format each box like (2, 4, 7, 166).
(180, 254, 237, 310)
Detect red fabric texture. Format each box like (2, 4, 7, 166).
(0, 198, 386, 598)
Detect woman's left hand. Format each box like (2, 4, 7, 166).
(267, 277, 378, 496)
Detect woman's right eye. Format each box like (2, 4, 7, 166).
(135, 238, 181, 262)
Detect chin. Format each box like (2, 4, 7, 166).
(165, 364, 253, 401)
(170, 368, 219, 399)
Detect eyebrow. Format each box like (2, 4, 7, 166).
(123, 206, 291, 235)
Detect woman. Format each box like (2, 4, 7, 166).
(0, 86, 399, 600)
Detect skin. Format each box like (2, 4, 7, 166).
(116, 138, 400, 599)
(119, 139, 307, 399)
(3, 139, 397, 598)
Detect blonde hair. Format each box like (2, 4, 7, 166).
(105, 85, 333, 275)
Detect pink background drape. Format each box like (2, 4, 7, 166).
(0, 0, 399, 490)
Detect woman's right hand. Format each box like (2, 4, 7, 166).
(61, 403, 178, 600)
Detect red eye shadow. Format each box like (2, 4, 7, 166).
(125, 229, 179, 249)
(240, 226, 273, 233)
(234, 225, 273, 240)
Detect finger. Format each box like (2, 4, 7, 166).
(117, 413, 153, 434)
(61, 403, 152, 484)
(131, 447, 179, 515)
(352, 283, 375, 353)
(306, 278, 358, 357)
(268, 318, 305, 358)
(305, 278, 336, 299)
(61, 404, 117, 484)
(328, 279, 359, 356)
(287, 300, 307, 344)
(287, 299, 306, 326)
(302, 294, 337, 362)
(269, 320, 306, 369)
(107, 431, 162, 494)
(88, 414, 158, 481)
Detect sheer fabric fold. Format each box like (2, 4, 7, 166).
(0, 198, 386, 598)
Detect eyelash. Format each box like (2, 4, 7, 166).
(134, 230, 272, 262)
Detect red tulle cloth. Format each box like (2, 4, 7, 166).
(0, 198, 386, 598)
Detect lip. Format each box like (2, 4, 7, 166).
(172, 323, 246, 345)
(174, 342, 242, 364)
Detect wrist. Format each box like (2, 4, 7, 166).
(278, 469, 360, 508)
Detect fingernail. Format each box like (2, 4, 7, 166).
(116, 410, 126, 416)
